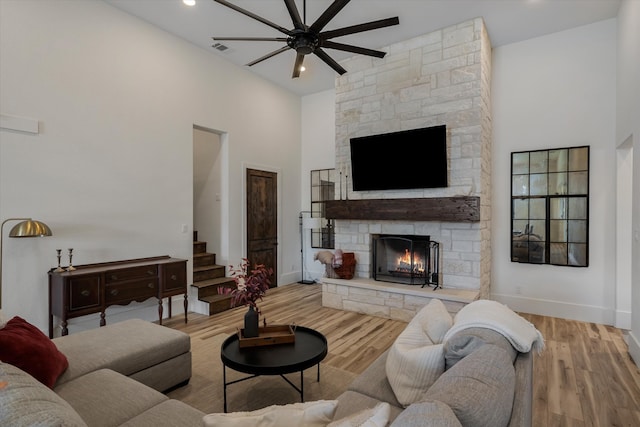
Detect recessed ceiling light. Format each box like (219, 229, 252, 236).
(300, 66, 306, 72)
(183, 0, 196, 6)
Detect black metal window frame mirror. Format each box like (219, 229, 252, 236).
(511, 145, 589, 267)
(310, 168, 335, 249)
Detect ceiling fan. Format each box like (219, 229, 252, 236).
(211, 0, 399, 78)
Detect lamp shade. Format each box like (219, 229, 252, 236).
(9, 220, 52, 238)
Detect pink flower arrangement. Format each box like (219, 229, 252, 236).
(221, 258, 273, 312)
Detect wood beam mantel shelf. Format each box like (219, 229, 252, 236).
(324, 196, 480, 222)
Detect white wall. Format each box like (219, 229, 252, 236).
(616, 0, 640, 364)
(0, 0, 301, 334)
(300, 89, 336, 281)
(491, 19, 617, 324)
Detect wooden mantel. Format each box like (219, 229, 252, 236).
(324, 196, 480, 222)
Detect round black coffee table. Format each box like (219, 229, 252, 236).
(220, 326, 328, 412)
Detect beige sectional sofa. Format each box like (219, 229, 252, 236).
(1, 318, 205, 426)
(333, 328, 533, 426)
(2, 303, 536, 426)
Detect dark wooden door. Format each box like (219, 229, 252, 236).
(246, 168, 277, 287)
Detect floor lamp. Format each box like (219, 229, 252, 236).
(299, 211, 322, 284)
(0, 218, 52, 310)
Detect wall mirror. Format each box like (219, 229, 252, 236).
(310, 168, 335, 249)
(511, 146, 589, 266)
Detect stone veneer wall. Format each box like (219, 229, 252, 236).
(333, 18, 492, 296)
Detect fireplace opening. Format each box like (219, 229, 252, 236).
(372, 235, 440, 289)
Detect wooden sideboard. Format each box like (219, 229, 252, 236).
(49, 256, 188, 337)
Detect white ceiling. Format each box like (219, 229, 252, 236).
(104, 0, 621, 96)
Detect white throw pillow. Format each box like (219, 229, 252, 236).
(420, 299, 453, 344)
(327, 402, 390, 427)
(385, 300, 450, 407)
(202, 400, 338, 427)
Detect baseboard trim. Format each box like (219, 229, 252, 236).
(615, 310, 632, 330)
(491, 293, 615, 325)
(629, 330, 640, 369)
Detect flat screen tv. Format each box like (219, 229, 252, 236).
(349, 125, 447, 191)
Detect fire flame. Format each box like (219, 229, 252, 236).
(396, 249, 425, 274)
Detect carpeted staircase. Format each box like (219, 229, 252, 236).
(191, 231, 236, 315)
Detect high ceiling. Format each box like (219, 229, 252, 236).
(104, 0, 621, 96)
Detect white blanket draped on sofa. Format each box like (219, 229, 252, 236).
(443, 300, 545, 353)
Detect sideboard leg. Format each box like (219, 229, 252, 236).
(183, 293, 188, 323)
(158, 298, 164, 325)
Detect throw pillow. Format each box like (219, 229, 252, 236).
(419, 298, 453, 344)
(327, 402, 390, 427)
(390, 400, 462, 427)
(0, 316, 69, 388)
(202, 400, 338, 427)
(0, 362, 87, 427)
(385, 311, 445, 407)
(424, 344, 516, 427)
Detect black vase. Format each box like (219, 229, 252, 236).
(244, 306, 259, 338)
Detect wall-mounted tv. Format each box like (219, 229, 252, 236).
(349, 125, 447, 191)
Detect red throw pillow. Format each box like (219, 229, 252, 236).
(0, 316, 68, 388)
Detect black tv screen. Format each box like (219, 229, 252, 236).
(349, 125, 447, 191)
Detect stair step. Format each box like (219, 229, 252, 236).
(193, 264, 226, 282)
(193, 241, 207, 255)
(193, 252, 216, 267)
(200, 294, 234, 315)
(192, 277, 236, 298)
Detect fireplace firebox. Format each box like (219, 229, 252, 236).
(372, 235, 440, 289)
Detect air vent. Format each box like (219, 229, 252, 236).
(212, 42, 229, 52)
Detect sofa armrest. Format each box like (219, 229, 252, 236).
(508, 351, 533, 427)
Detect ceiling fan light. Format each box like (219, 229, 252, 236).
(183, 0, 196, 6)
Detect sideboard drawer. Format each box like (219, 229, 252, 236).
(105, 279, 158, 304)
(162, 262, 187, 293)
(69, 275, 102, 312)
(105, 265, 157, 283)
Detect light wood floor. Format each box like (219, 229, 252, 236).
(164, 283, 640, 427)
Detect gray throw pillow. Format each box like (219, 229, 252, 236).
(424, 344, 516, 427)
(443, 327, 518, 370)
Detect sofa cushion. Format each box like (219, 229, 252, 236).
(119, 399, 206, 427)
(328, 401, 390, 427)
(55, 368, 169, 427)
(334, 390, 403, 423)
(0, 362, 87, 427)
(53, 318, 190, 387)
(348, 349, 401, 407)
(443, 327, 517, 370)
(424, 344, 516, 427)
(386, 302, 448, 406)
(390, 400, 462, 427)
(0, 316, 69, 388)
(202, 400, 338, 427)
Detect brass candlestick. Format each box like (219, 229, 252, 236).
(66, 248, 76, 271)
(54, 249, 65, 272)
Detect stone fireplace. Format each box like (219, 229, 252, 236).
(322, 18, 492, 320)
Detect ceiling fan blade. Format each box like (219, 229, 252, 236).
(292, 53, 305, 78)
(313, 48, 347, 75)
(321, 17, 399, 40)
(213, 0, 292, 36)
(247, 46, 291, 66)
(212, 37, 288, 42)
(309, 0, 350, 33)
(284, 0, 304, 30)
(321, 40, 386, 58)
